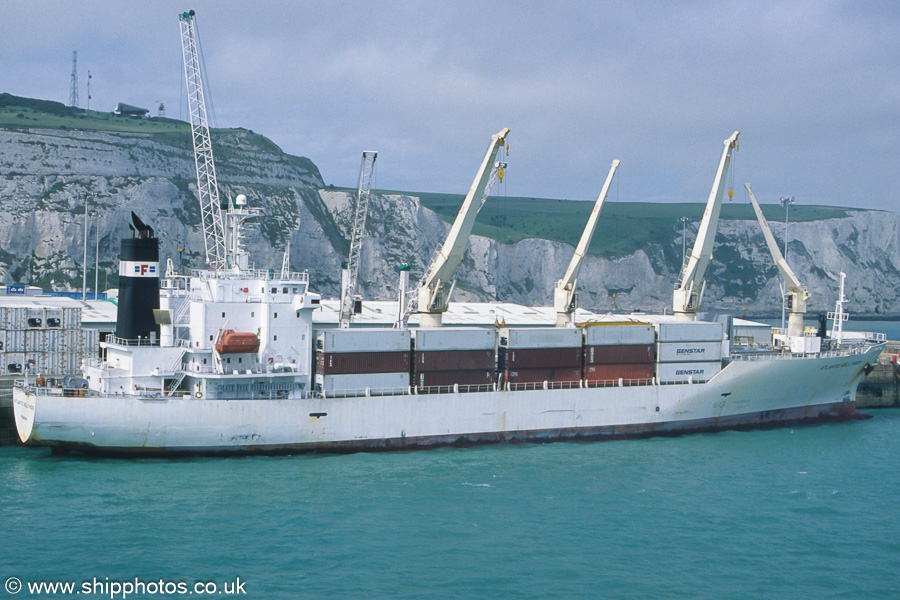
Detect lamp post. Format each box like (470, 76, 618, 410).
(780, 196, 795, 261)
(779, 196, 795, 330)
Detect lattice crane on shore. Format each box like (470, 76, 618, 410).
(179, 9, 227, 271)
(340, 151, 378, 328)
(672, 131, 740, 321)
(554, 159, 620, 326)
(417, 128, 510, 328)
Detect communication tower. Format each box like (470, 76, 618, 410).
(69, 51, 79, 108)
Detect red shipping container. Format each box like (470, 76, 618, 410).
(415, 349, 494, 372)
(505, 366, 582, 384)
(417, 369, 494, 387)
(585, 344, 654, 365)
(584, 363, 654, 382)
(316, 351, 409, 375)
(506, 347, 583, 369)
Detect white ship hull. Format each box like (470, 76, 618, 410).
(13, 345, 880, 455)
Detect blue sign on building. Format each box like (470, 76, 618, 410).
(6, 285, 25, 295)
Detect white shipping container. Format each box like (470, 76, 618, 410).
(25, 307, 45, 328)
(25, 352, 45, 372)
(45, 308, 63, 328)
(504, 327, 582, 349)
(63, 307, 81, 330)
(657, 341, 723, 363)
(0, 309, 7, 330)
(789, 335, 822, 354)
(656, 361, 721, 382)
(25, 331, 45, 352)
(43, 330, 61, 351)
(83, 329, 99, 353)
(58, 330, 79, 352)
(583, 323, 655, 346)
(4, 330, 26, 353)
(656, 322, 723, 343)
(5, 307, 27, 330)
(44, 352, 66, 376)
(414, 327, 497, 351)
(4, 352, 25, 375)
(316, 328, 411, 354)
(315, 371, 410, 396)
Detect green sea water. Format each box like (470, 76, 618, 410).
(2, 411, 900, 599)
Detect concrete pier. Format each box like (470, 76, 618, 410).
(856, 342, 900, 409)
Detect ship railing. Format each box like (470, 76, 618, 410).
(191, 268, 310, 283)
(730, 345, 875, 361)
(416, 383, 496, 395)
(103, 335, 161, 347)
(319, 386, 412, 398)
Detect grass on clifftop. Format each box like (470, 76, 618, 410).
(335, 186, 857, 258)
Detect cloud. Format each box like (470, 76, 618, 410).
(1, 0, 898, 210)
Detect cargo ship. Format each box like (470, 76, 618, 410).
(10, 196, 883, 455)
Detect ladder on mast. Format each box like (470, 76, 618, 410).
(179, 10, 226, 270)
(340, 151, 377, 328)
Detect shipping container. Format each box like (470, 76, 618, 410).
(83, 329, 99, 354)
(4, 307, 27, 330)
(4, 352, 25, 375)
(315, 328, 410, 354)
(505, 366, 582, 384)
(416, 369, 494, 388)
(503, 327, 582, 349)
(4, 330, 26, 353)
(63, 307, 81, 330)
(656, 322, 723, 343)
(316, 350, 409, 375)
(583, 323, 655, 346)
(59, 330, 81, 352)
(415, 349, 495, 372)
(656, 341, 723, 363)
(25, 307, 44, 328)
(315, 371, 410, 397)
(25, 331, 44, 352)
(656, 361, 721, 382)
(584, 363, 655, 383)
(413, 327, 497, 351)
(585, 344, 654, 365)
(506, 347, 583, 369)
(44, 308, 63, 328)
(42, 351, 69, 376)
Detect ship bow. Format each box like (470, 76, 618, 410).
(12, 387, 36, 443)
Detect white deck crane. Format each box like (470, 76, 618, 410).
(340, 151, 378, 328)
(672, 131, 740, 320)
(553, 159, 620, 326)
(417, 128, 510, 327)
(744, 183, 808, 338)
(179, 9, 227, 271)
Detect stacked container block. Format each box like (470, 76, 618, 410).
(582, 323, 656, 385)
(655, 322, 724, 382)
(502, 327, 583, 388)
(0, 306, 94, 376)
(315, 328, 411, 397)
(413, 328, 497, 390)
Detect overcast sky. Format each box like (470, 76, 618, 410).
(3, 0, 899, 211)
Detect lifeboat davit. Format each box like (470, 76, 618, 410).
(215, 330, 260, 354)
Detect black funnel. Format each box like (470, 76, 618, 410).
(115, 213, 160, 342)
